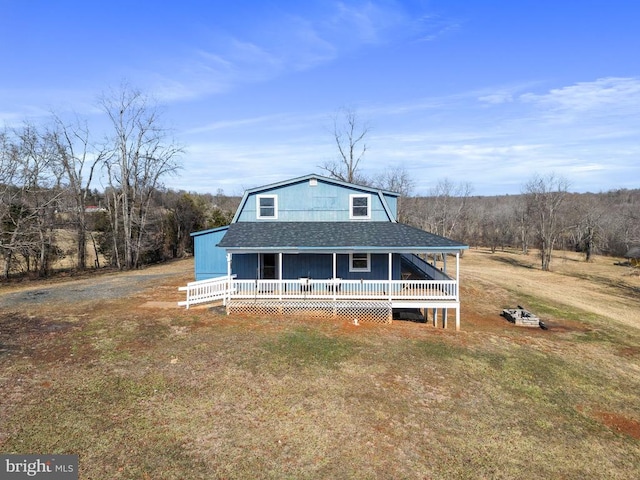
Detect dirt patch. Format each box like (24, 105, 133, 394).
(617, 345, 640, 357)
(0, 312, 73, 336)
(593, 411, 640, 439)
(139, 301, 182, 309)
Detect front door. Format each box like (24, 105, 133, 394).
(260, 253, 279, 279)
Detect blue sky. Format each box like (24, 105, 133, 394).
(1, 0, 639, 196)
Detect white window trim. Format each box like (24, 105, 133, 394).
(349, 253, 371, 272)
(349, 194, 371, 220)
(256, 194, 278, 219)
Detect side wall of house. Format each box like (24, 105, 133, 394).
(236, 178, 393, 222)
(193, 227, 229, 281)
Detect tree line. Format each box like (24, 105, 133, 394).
(402, 176, 640, 270)
(0, 85, 235, 278)
(2, 101, 638, 279)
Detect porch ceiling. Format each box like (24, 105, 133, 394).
(217, 221, 468, 253)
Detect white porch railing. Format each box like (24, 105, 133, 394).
(179, 276, 457, 308)
(178, 275, 236, 309)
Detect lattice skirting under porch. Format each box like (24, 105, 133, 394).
(227, 299, 393, 324)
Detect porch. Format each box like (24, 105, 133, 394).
(179, 275, 461, 329)
(185, 221, 467, 329)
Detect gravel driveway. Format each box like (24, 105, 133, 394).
(0, 261, 191, 309)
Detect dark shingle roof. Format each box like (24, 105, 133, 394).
(217, 222, 467, 252)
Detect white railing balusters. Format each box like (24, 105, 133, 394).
(180, 276, 458, 308)
(178, 275, 237, 309)
(230, 279, 457, 301)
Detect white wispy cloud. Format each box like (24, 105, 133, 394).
(185, 114, 290, 135)
(520, 77, 640, 115)
(150, 1, 452, 103)
(413, 14, 461, 42)
(478, 92, 513, 105)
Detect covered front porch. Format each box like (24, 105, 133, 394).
(182, 221, 468, 329)
(180, 250, 463, 329)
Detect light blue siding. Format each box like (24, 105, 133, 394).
(192, 227, 228, 281)
(236, 178, 392, 222)
(383, 194, 398, 220)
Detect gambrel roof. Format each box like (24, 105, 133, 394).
(217, 221, 467, 253)
(231, 173, 399, 223)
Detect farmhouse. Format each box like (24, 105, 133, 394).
(179, 174, 468, 329)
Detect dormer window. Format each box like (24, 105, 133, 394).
(257, 195, 277, 219)
(350, 194, 370, 219)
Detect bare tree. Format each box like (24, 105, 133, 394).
(100, 84, 182, 269)
(0, 124, 65, 277)
(478, 198, 516, 253)
(51, 115, 104, 270)
(513, 196, 532, 255)
(373, 165, 414, 222)
(0, 129, 21, 277)
(429, 178, 473, 238)
(523, 173, 570, 271)
(321, 107, 370, 184)
(563, 193, 612, 262)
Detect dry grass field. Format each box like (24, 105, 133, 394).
(1, 249, 639, 479)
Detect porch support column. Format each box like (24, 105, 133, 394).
(332, 253, 337, 305)
(455, 251, 461, 331)
(278, 252, 283, 300)
(333, 253, 337, 280)
(455, 252, 460, 301)
(443, 253, 447, 274)
(225, 253, 232, 309)
(388, 252, 393, 302)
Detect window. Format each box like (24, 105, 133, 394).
(257, 195, 277, 219)
(349, 253, 371, 272)
(350, 194, 370, 219)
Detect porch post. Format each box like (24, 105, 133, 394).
(225, 253, 232, 308)
(388, 253, 392, 302)
(333, 253, 337, 280)
(332, 253, 337, 305)
(278, 252, 283, 300)
(455, 252, 460, 302)
(443, 254, 447, 274)
(455, 251, 461, 331)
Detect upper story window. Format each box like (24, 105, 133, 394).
(257, 195, 278, 219)
(349, 194, 371, 219)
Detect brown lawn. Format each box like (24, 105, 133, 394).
(1, 249, 639, 479)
